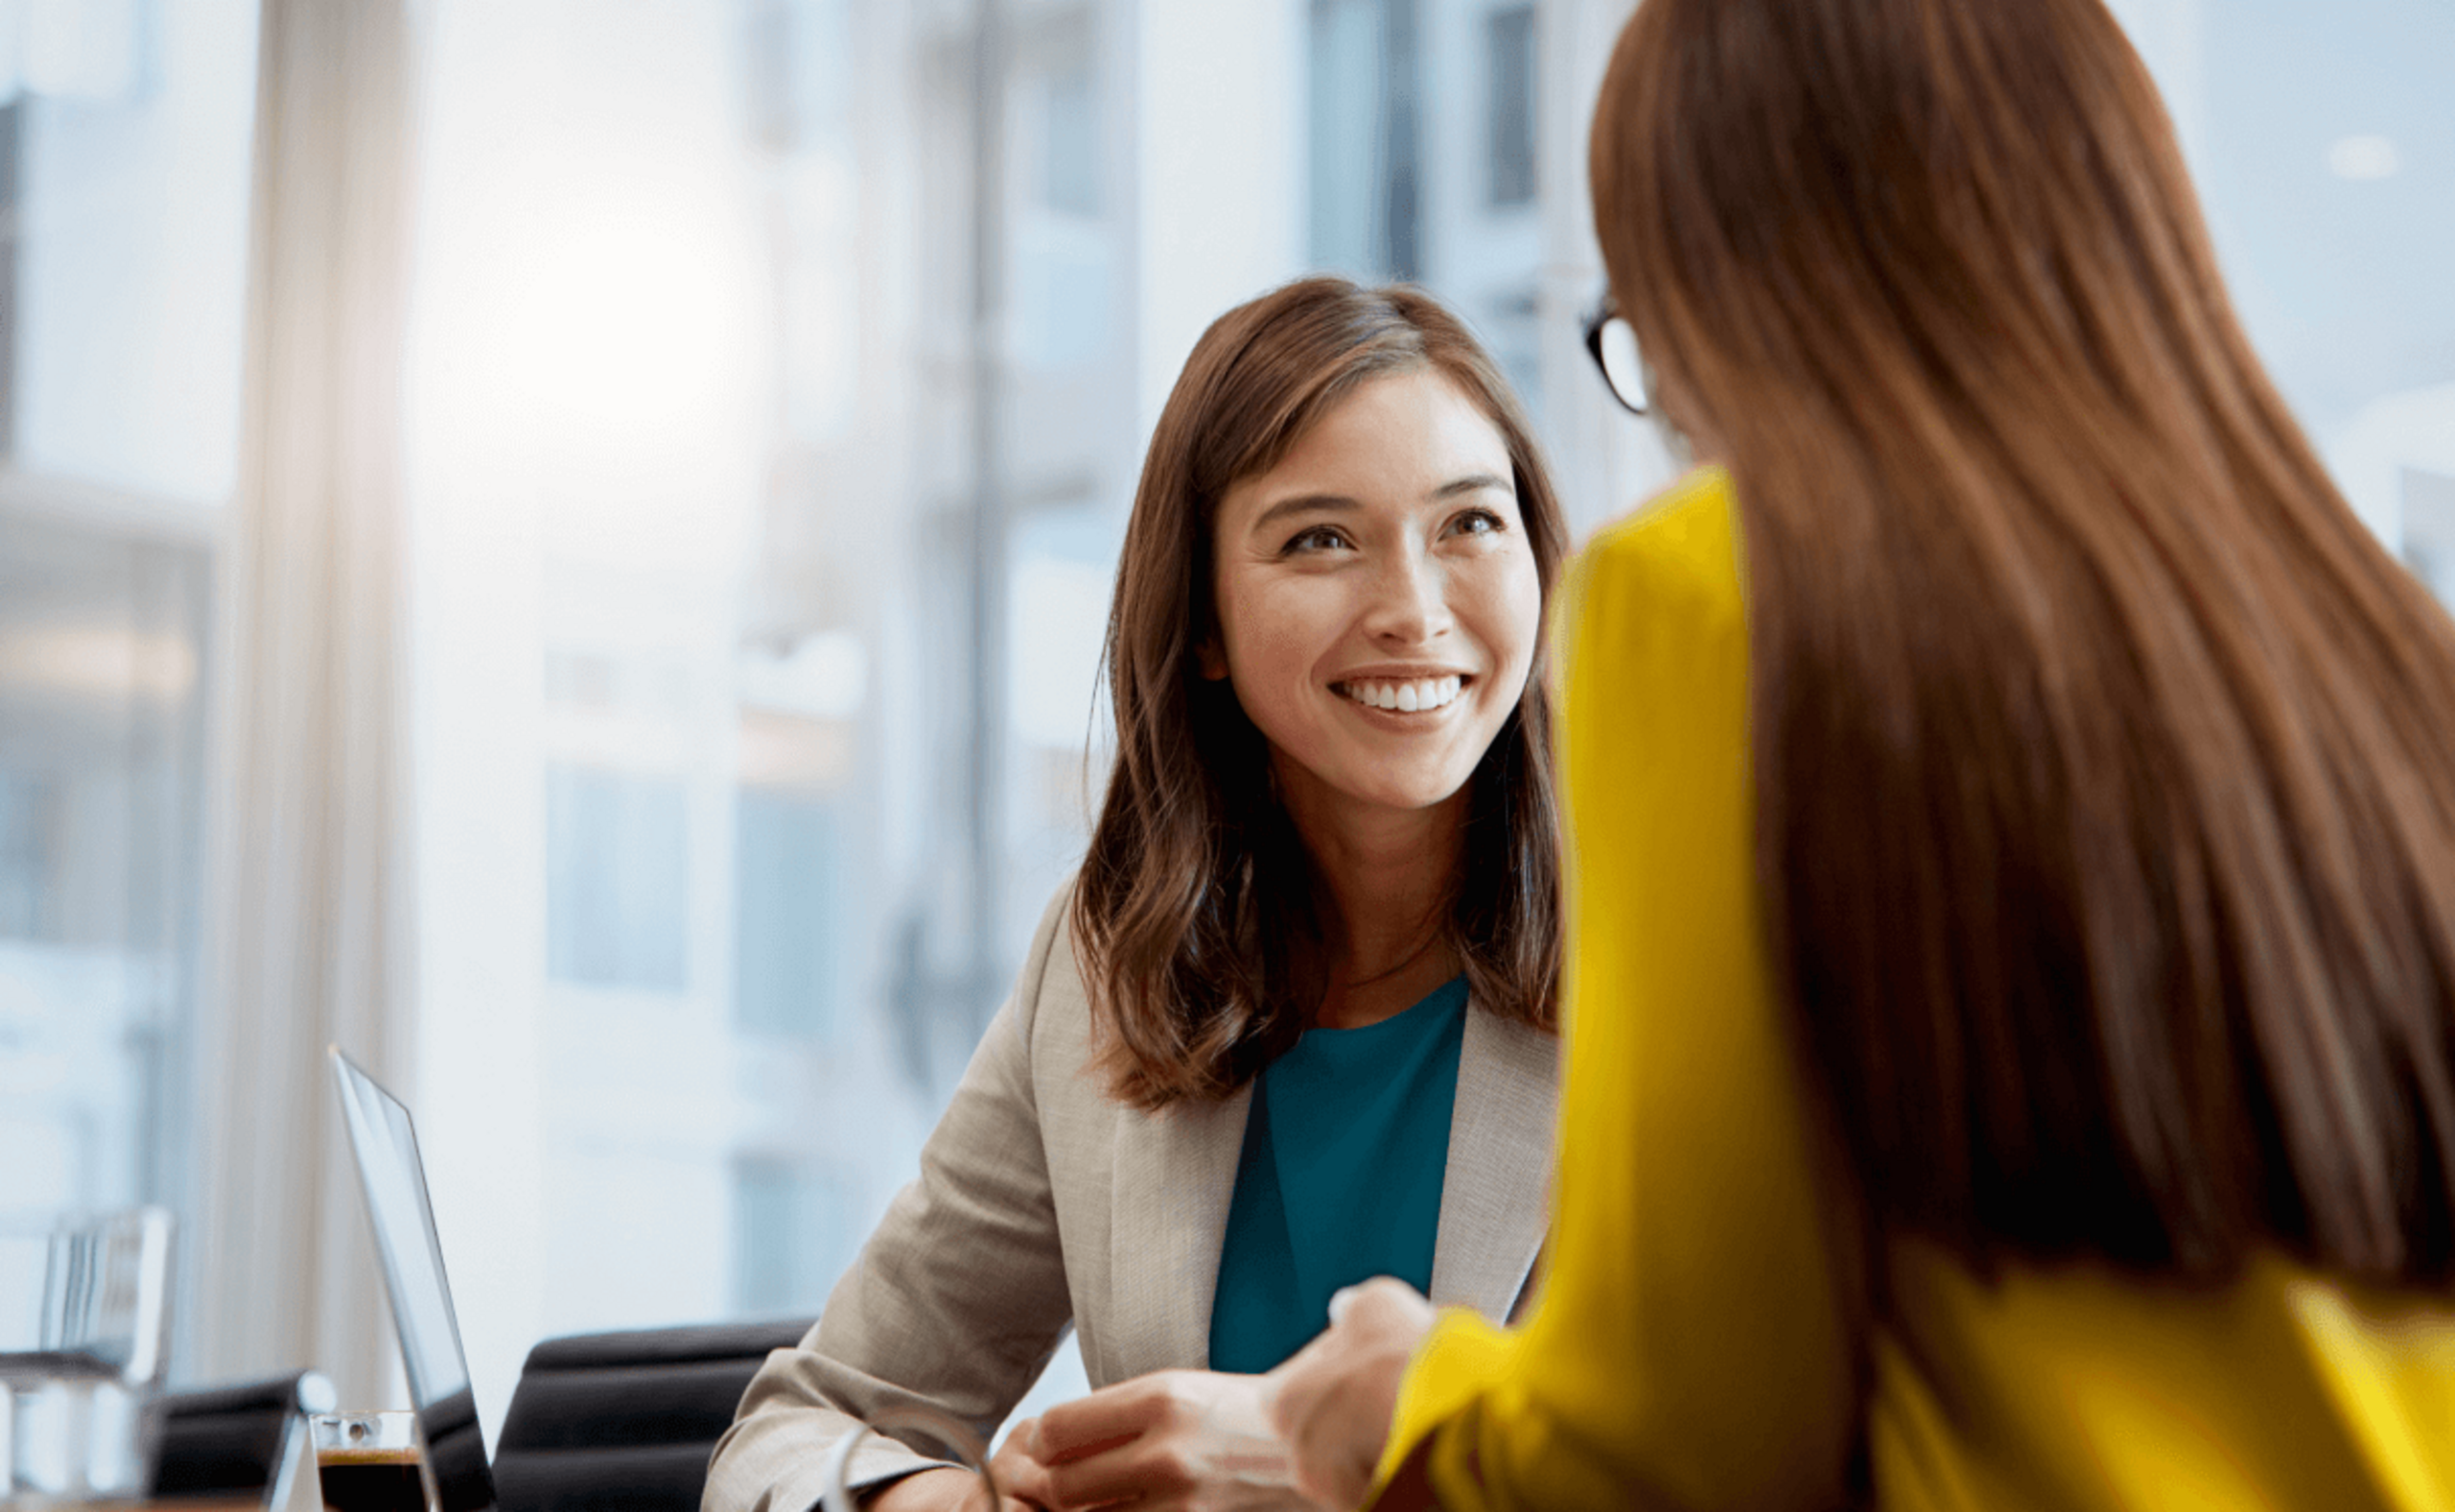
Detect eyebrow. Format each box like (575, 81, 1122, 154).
(1247, 472, 1513, 534)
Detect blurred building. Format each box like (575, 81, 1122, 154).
(0, 0, 257, 1238)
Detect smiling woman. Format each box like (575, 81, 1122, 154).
(705, 277, 1569, 1512)
(1083, 279, 1568, 1100)
(1201, 368, 1541, 861)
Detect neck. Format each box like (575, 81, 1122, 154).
(1277, 773, 1468, 1030)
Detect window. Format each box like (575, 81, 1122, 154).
(2403, 468, 2455, 608)
(0, 518, 214, 1216)
(545, 765, 690, 993)
(731, 1155, 851, 1316)
(1485, 6, 1534, 208)
(733, 788, 843, 1039)
(1040, 56, 1100, 218)
(0, 100, 20, 454)
(1308, 0, 1420, 280)
(0, 769, 58, 940)
(0, 3, 252, 1237)
(1013, 18, 1114, 371)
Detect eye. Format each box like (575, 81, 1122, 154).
(1443, 507, 1507, 539)
(1282, 524, 1353, 555)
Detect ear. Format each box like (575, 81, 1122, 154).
(1196, 636, 1228, 681)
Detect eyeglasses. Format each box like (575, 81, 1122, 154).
(1581, 298, 1649, 415)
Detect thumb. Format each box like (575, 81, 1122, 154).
(1004, 1417, 1041, 1461)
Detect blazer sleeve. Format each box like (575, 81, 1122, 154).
(1369, 470, 1859, 1511)
(703, 887, 1081, 1512)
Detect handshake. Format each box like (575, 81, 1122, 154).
(841, 1279, 1437, 1512)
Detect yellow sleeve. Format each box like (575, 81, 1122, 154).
(1373, 469, 1859, 1511)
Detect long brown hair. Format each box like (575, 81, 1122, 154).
(1074, 277, 1567, 1109)
(1593, 0, 2455, 1283)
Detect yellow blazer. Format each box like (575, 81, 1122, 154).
(1377, 467, 2455, 1511)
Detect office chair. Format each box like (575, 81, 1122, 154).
(491, 1317, 813, 1512)
(150, 1369, 336, 1505)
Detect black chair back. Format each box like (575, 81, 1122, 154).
(150, 1370, 336, 1505)
(491, 1318, 813, 1512)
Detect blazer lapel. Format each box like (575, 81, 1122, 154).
(1105, 1082, 1251, 1381)
(1428, 1010, 1560, 1319)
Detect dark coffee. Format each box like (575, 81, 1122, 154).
(318, 1450, 429, 1512)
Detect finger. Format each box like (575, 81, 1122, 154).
(1034, 1426, 1139, 1470)
(1270, 1325, 1411, 1510)
(1334, 1277, 1430, 1330)
(1003, 1417, 1041, 1463)
(987, 1444, 1060, 1510)
(1294, 1371, 1401, 1496)
(1266, 1334, 1342, 1444)
(1034, 1377, 1173, 1461)
(1286, 1416, 1375, 1512)
(1264, 1362, 1314, 1446)
(1044, 1437, 1199, 1509)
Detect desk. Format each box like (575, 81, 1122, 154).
(82, 1486, 314, 1512)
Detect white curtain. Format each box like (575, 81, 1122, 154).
(191, 0, 420, 1410)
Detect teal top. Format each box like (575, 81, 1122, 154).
(1206, 974, 1470, 1375)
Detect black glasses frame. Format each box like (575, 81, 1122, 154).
(1581, 298, 1649, 416)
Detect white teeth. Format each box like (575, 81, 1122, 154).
(1341, 675, 1464, 712)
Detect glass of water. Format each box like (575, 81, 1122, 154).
(0, 1208, 177, 1502)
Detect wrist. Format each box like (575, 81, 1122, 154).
(857, 1465, 975, 1511)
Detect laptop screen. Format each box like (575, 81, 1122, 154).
(329, 1047, 499, 1512)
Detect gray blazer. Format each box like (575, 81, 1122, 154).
(703, 881, 1559, 1510)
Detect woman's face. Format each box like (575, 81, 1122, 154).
(1204, 366, 1543, 825)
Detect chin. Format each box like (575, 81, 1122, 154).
(1338, 770, 1476, 814)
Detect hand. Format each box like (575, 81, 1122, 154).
(989, 1418, 1060, 1509)
(859, 1466, 982, 1511)
(1026, 1369, 1312, 1510)
(1267, 1278, 1438, 1511)
(860, 1434, 1056, 1512)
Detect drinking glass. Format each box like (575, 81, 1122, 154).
(311, 1411, 437, 1512)
(0, 1207, 176, 1502)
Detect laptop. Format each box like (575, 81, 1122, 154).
(328, 1046, 499, 1512)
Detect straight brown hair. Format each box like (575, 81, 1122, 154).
(1593, 0, 2455, 1282)
(1074, 277, 1566, 1109)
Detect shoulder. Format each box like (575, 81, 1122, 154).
(1561, 464, 1746, 645)
(948, 875, 1097, 1108)
(1555, 467, 1750, 770)
(1009, 872, 1104, 1100)
(1461, 998, 1562, 1118)
(1010, 872, 1091, 1035)
(1464, 1002, 1560, 1076)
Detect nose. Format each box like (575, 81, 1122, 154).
(1362, 543, 1453, 647)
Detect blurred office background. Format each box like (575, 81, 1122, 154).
(1, 0, 2449, 1441)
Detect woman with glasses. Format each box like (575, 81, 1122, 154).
(1272, 0, 2455, 1507)
(1580, 299, 1648, 420)
(705, 276, 1567, 1512)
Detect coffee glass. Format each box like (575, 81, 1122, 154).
(312, 1411, 438, 1512)
(0, 1207, 176, 1502)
